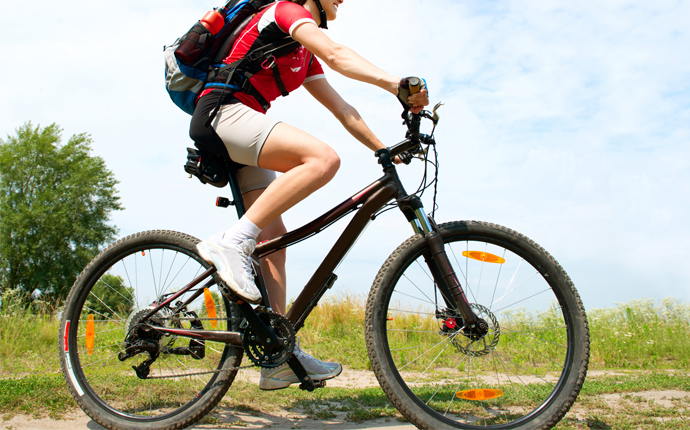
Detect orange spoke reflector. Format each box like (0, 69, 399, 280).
(462, 251, 505, 264)
(204, 288, 218, 329)
(456, 389, 504, 401)
(142, 251, 146, 256)
(85, 314, 95, 355)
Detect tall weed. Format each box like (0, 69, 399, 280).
(296, 292, 370, 369)
(588, 297, 690, 368)
(0, 289, 60, 375)
(1, 292, 688, 374)
(296, 295, 689, 371)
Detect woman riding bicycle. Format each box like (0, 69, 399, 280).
(189, 0, 428, 390)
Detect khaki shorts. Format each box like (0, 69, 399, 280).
(236, 165, 276, 194)
(211, 103, 280, 194)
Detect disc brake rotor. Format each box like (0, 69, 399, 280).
(440, 303, 501, 357)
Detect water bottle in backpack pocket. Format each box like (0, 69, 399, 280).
(175, 9, 226, 69)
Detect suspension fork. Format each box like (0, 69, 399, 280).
(398, 196, 487, 334)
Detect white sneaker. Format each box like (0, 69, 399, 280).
(259, 344, 342, 390)
(196, 232, 261, 304)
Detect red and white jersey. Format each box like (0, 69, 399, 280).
(202, 1, 325, 113)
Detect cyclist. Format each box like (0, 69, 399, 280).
(190, 0, 428, 390)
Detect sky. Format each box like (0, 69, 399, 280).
(0, 0, 688, 310)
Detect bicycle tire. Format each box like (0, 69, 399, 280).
(365, 221, 589, 429)
(58, 230, 243, 430)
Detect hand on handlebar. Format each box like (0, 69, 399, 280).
(397, 77, 430, 114)
(407, 89, 428, 114)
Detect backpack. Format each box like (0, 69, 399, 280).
(164, 0, 300, 116)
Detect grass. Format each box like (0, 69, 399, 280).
(1, 290, 689, 428)
(588, 297, 690, 368)
(1, 371, 688, 428)
(298, 294, 690, 372)
(0, 289, 61, 377)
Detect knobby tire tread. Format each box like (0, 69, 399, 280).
(58, 230, 239, 430)
(365, 220, 589, 430)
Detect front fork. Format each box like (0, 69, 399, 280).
(398, 196, 488, 336)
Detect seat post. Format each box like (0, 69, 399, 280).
(225, 161, 246, 219)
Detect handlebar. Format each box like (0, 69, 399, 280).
(376, 101, 444, 167)
(408, 77, 421, 95)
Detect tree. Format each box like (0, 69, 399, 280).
(0, 122, 123, 301)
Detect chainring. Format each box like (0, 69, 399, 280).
(243, 309, 296, 368)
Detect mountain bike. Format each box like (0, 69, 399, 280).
(59, 100, 589, 430)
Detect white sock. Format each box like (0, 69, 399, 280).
(222, 216, 262, 246)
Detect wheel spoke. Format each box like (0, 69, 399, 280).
(60, 232, 242, 427)
(369, 222, 588, 428)
(494, 286, 552, 313)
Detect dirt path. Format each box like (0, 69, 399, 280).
(2, 369, 688, 429)
(1, 412, 416, 430)
(4, 391, 689, 430)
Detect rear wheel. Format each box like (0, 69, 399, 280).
(59, 230, 243, 430)
(366, 221, 589, 429)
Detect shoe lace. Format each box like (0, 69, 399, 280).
(294, 338, 319, 364)
(239, 240, 257, 279)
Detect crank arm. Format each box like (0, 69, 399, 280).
(236, 302, 282, 355)
(287, 354, 315, 391)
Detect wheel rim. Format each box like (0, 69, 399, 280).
(382, 231, 575, 428)
(64, 241, 238, 422)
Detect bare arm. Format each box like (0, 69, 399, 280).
(292, 22, 399, 95)
(293, 22, 428, 113)
(303, 78, 385, 151)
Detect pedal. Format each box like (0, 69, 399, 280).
(299, 379, 326, 391)
(217, 282, 241, 304)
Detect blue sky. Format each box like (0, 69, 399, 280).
(1, 0, 688, 309)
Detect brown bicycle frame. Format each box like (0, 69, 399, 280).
(151, 144, 480, 345)
(255, 169, 400, 332)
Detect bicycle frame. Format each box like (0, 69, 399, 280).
(150, 144, 481, 345)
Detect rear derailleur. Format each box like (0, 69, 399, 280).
(118, 304, 207, 379)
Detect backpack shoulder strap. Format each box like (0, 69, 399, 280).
(204, 37, 301, 127)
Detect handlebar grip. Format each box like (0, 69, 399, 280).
(408, 77, 421, 95)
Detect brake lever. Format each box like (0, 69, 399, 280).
(431, 101, 445, 124)
(419, 101, 445, 125)
(399, 151, 413, 165)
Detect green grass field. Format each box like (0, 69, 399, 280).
(1, 292, 688, 428)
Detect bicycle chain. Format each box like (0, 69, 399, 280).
(142, 317, 295, 379)
(158, 316, 232, 322)
(138, 315, 258, 379)
(144, 362, 257, 379)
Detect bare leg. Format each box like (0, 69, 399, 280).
(244, 122, 340, 229)
(225, 122, 338, 313)
(241, 124, 343, 389)
(242, 188, 288, 315)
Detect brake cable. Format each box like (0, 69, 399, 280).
(372, 120, 440, 220)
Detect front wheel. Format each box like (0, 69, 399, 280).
(58, 230, 243, 430)
(366, 221, 589, 429)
